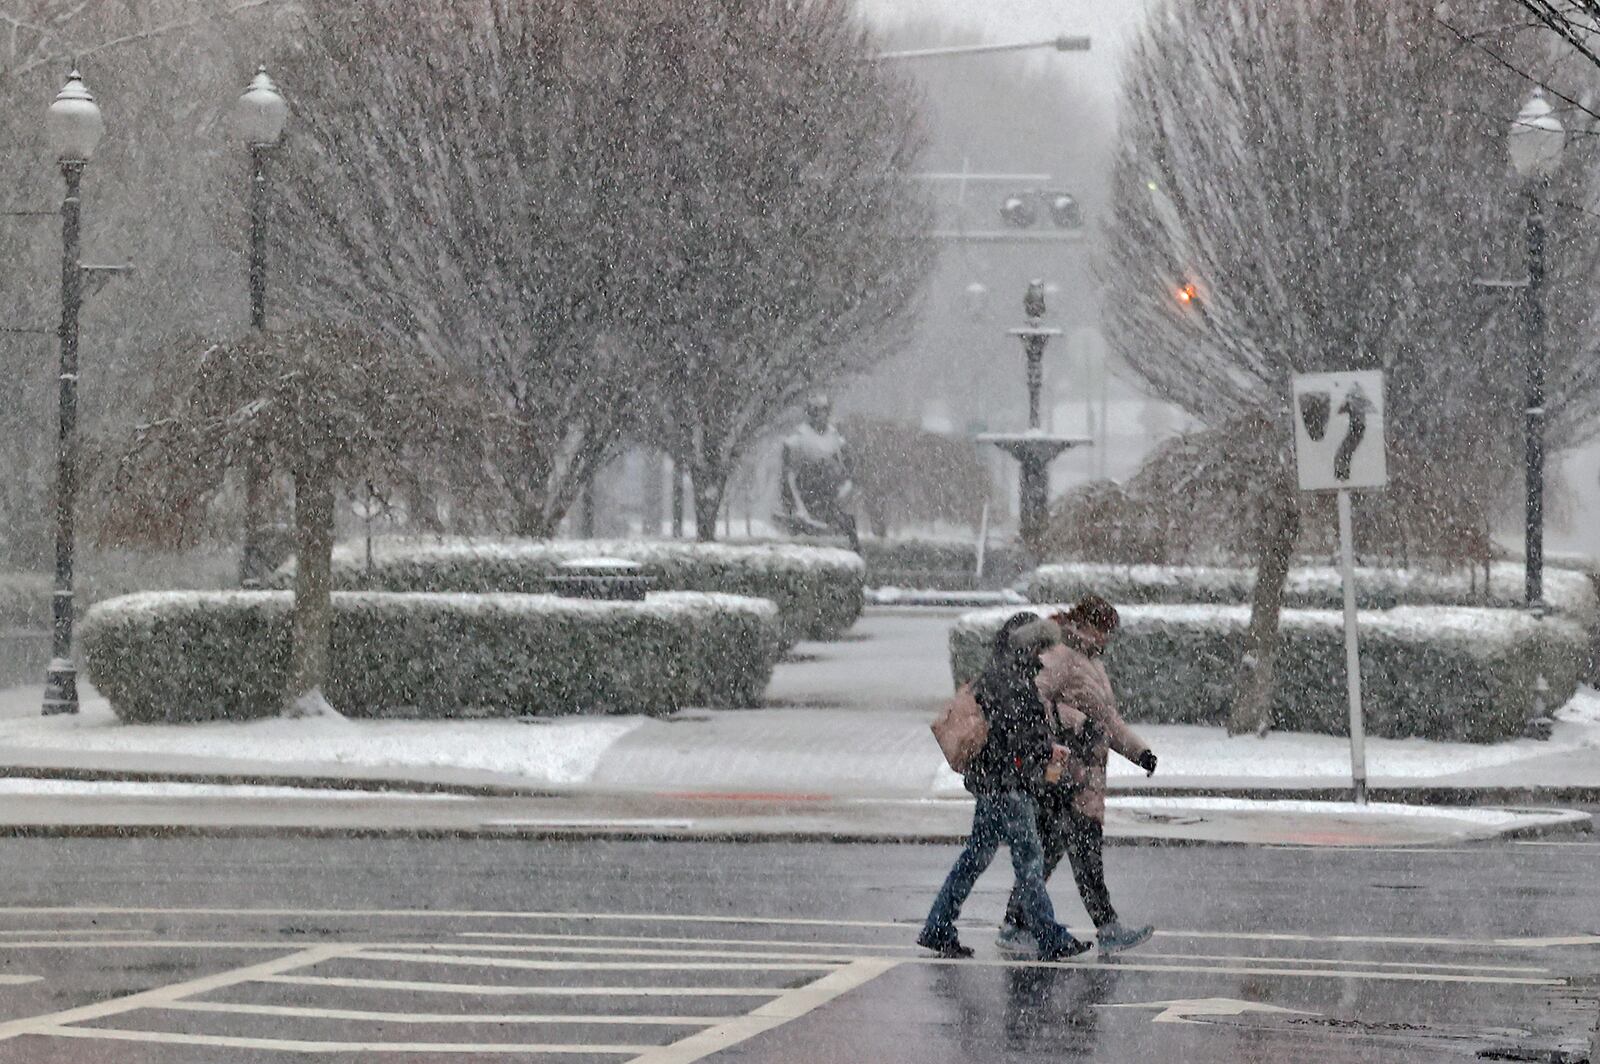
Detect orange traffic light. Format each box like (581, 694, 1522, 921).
(1177, 281, 1198, 304)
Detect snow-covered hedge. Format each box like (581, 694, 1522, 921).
(950, 604, 1587, 742)
(279, 537, 863, 645)
(858, 538, 1029, 591)
(83, 590, 781, 724)
(1027, 561, 1598, 620)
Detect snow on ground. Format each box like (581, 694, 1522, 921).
(1107, 796, 1533, 825)
(0, 686, 645, 787)
(0, 779, 469, 801)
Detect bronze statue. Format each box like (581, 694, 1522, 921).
(779, 394, 859, 550)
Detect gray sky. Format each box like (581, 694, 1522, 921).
(856, 0, 1151, 119)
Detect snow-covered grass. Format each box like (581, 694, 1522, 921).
(1106, 796, 1538, 825)
(0, 779, 471, 801)
(0, 685, 644, 787)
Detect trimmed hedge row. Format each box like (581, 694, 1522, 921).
(83, 590, 781, 723)
(857, 538, 1030, 592)
(1026, 561, 1598, 619)
(950, 604, 1586, 742)
(282, 537, 864, 645)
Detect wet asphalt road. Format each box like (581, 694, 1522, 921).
(0, 834, 1590, 1061)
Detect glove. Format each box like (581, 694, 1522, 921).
(1137, 750, 1158, 776)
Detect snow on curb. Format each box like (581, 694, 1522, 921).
(0, 686, 645, 788)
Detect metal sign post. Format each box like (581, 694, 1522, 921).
(1336, 489, 1367, 804)
(1291, 370, 1388, 805)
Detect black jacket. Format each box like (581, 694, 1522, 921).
(963, 654, 1054, 796)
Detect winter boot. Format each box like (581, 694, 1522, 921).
(1097, 921, 1155, 958)
(916, 929, 974, 959)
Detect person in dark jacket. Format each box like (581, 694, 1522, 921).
(917, 612, 1092, 961)
(997, 595, 1156, 960)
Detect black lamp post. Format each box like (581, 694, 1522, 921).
(234, 66, 288, 588)
(1508, 87, 1565, 739)
(41, 71, 104, 717)
(1507, 89, 1563, 608)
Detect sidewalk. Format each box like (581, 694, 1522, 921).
(0, 608, 1594, 843)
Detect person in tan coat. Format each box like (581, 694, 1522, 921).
(997, 594, 1159, 959)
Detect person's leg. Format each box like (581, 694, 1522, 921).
(922, 794, 1003, 944)
(1003, 790, 1067, 930)
(1063, 808, 1119, 929)
(995, 790, 1078, 953)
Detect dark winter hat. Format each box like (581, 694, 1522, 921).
(1006, 616, 1062, 654)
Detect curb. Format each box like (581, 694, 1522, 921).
(0, 764, 555, 800)
(4, 763, 1597, 807)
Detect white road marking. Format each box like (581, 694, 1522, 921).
(0, 944, 348, 1042)
(624, 958, 901, 1064)
(163, 1000, 731, 1025)
(939, 956, 1564, 987)
(1137, 951, 1547, 974)
(1493, 934, 1600, 948)
(1099, 996, 1314, 1025)
(350, 950, 840, 973)
(262, 975, 785, 997)
(0, 906, 1583, 953)
(439, 939, 1549, 974)
(458, 930, 927, 953)
(439, 942, 884, 963)
(0, 929, 141, 937)
(36, 1025, 651, 1054)
(0, 977, 40, 985)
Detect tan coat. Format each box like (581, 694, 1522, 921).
(1035, 638, 1150, 822)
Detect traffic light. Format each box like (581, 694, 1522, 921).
(1176, 281, 1199, 306)
(1000, 194, 1037, 228)
(1047, 192, 1081, 229)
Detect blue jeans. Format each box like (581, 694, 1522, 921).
(922, 789, 1071, 949)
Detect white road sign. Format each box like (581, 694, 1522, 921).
(1292, 370, 1387, 492)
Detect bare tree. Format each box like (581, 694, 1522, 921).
(1102, 0, 1600, 733)
(95, 324, 486, 715)
(0, 0, 300, 566)
(263, 0, 664, 538)
(604, 0, 933, 541)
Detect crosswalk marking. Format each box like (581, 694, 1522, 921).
(35, 1025, 653, 1055)
(458, 930, 928, 953)
(0, 944, 349, 1043)
(0, 906, 1584, 1060)
(624, 959, 901, 1064)
(350, 950, 841, 973)
(262, 974, 786, 997)
(162, 1001, 733, 1025)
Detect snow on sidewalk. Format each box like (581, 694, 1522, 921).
(0, 685, 645, 788)
(0, 683, 1595, 797)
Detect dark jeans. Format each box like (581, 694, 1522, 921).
(922, 789, 1071, 948)
(1003, 793, 1118, 931)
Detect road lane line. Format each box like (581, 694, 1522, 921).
(261, 975, 784, 997)
(0, 977, 40, 985)
(932, 956, 1564, 986)
(439, 940, 1550, 972)
(0, 906, 1579, 952)
(0, 944, 348, 1042)
(436, 943, 885, 963)
(349, 950, 841, 973)
(36, 1025, 650, 1054)
(625, 958, 901, 1064)
(163, 1001, 731, 1025)
(1136, 952, 1548, 974)
(458, 931, 927, 952)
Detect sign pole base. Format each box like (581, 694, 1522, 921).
(1338, 488, 1369, 806)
